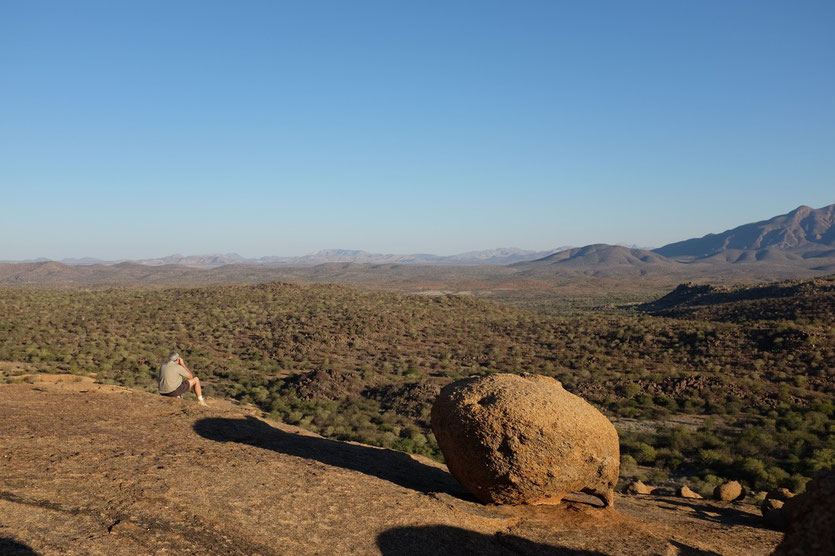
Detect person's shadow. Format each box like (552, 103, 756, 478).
(656, 498, 767, 529)
(193, 416, 472, 500)
(0, 537, 38, 555)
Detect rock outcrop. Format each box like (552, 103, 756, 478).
(0, 374, 786, 555)
(625, 480, 655, 495)
(761, 497, 785, 514)
(713, 481, 742, 502)
(678, 486, 702, 499)
(766, 488, 795, 503)
(773, 468, 835, 555)
(430, 373, 619, 506)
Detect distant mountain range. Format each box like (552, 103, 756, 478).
(2, 204, 834, 285)
(512, 203, 835, 277)
(2, 247, 572, 268)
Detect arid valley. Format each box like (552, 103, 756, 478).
(2, 205, 835, 554)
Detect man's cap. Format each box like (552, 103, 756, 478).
(169, 351, 180, 362)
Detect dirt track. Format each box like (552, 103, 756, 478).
(0, 376, 781, 555)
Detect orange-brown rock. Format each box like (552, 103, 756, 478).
(714, 481, 742, 502)
(766, 488, 795, 503)
(625, 480, 655, 495)
(678, 485, 702, 499)
(773, 468, 835, 555)
(762, 497, 785, 515)
(430, 373, 619, 507)
(0, 375, 786, 555)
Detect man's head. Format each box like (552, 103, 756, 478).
(169, 351, 180, 362)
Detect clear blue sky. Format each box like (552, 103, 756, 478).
(2, 1, 833, 259)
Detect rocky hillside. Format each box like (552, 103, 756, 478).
(655, 204, 835, 260)
(0, 375, 782, 555)
(638, 275, 835, 322)
(513, 245, 678, 276)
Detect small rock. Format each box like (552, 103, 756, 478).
(753, 490, 768, 501)
(713, 480, 742, 501)
(108, 519, 142, 535)
(761, 497, 784, 515)
(678, 485, 702, 499)
(625, 480, 654, 495)
(765, 488, 794, 503)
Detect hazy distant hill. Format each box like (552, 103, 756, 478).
(509, 244, 687, 278)
(655, 204, 835, 259)
(59, 257, 109, 265)
(520, 244, 671, 268)
(131, 253, 251, 267)
(154, 247, 567, 267)
(259, 249, 445, 266)
(18, 247, 567, 268)
(442, 247, 570, 265)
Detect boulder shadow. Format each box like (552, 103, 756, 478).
(668, 540, 722, 556)
(377, 525, 606, 556)
(657, 498, 765, 529)
(0, 537, 39, 555)
(193, 416, 472, 500)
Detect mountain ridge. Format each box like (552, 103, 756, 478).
(3, 203, 834, 282)
(510, 203, 835, 276)
(654, 204, 835, 259)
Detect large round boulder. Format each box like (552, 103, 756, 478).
(430, 373, 619, 507)
(714, 480, 743, 501)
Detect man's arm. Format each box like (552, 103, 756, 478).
(177, 357, 195, 379)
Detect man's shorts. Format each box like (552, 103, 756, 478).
(161, 380, 190, 398)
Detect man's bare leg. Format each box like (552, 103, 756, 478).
(188, 377, 206, 405)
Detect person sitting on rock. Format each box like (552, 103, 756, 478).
(158, 351, 207, 406)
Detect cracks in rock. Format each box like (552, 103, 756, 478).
(106, 519, 121, 533)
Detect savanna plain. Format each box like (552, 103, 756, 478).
(2, 274, 833, 493)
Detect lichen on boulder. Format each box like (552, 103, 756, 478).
(430, 373, 619, 507)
